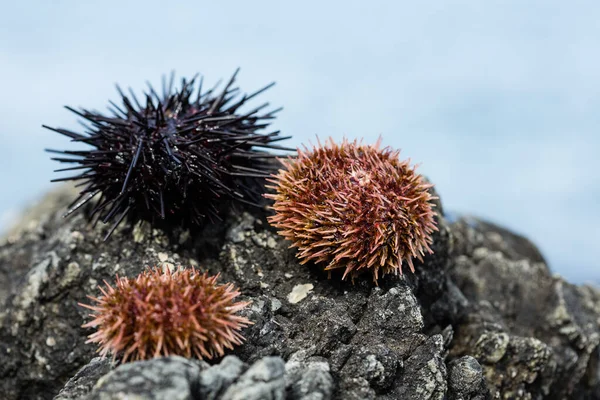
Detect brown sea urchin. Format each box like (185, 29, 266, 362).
(45, 70, 290, 239)
(80, 267, 251, 362)
(266, 137, 438, 281)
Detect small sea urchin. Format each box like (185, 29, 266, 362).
(80, 267, 251, 362)
(46, 70, 290, 239)
(266, 138, 438, 281)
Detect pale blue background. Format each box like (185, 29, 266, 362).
(0, 1, 598, 283)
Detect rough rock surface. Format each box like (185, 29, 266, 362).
(54, 358, 112, 400)
(0, 186, 598, 399)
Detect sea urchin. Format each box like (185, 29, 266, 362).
(266, 137, 438, 281)
(80, 267, 251, 362)
(46, 69, 290, 239)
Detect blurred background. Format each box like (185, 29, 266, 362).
(0, 1, 598, 283)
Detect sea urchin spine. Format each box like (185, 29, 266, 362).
(266, 137, 438, 282)
(80, 267, 251, 362)
(46, 69, 290, 239)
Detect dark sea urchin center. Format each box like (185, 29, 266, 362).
(45, 69, 290, 239)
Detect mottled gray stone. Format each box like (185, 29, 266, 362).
(340, 344, 401, 392)
(87, 356, 205, 400)
(394, 335, 447, 400)
(447, 356, 488, 400)
(54, 358, 112, 400)
(285, 350, 333, 400)
(197, 355, 246, 400)
(449, 217, 600, 399)
(221, 356, 285, 400)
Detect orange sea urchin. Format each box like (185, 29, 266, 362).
(266, 138, 438, 281)
(80, 267, 251, 362)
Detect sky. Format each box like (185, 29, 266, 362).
(0, 1, 598, 283)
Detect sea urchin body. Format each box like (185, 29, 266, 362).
(80, 267, 251, 362)
(46, 70, 289, 239)
(266, 138, 438, 281)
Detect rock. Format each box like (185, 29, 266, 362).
(56, 355, 327, 400)
(0, 185, 599, 399)
(449, 217, 600, 399)
(448, 215, 547, 265)
(220, 356, 285, 400)
(197, 356, 246, 400)
(87, 356, 206, 400)
(340, 344, 401, 392)
(336, 282, 427, 398)
(289, 364, 333, 400)
(447, 356, 488, 400)
(0, 186, 79, 306)
(394, 335, 447, 400)
(285, 351, 334, 400)
(54, 358, 112, 400)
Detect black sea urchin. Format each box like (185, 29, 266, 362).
(45, 70, 290, 239)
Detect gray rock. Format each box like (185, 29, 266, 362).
(55, 354, 329, 400)
(449, 215, 547, 265)
(291, 365, 333, 400)
(449, 217, 600, 399)
(340, 344, 401, 392)
(221, 356, 285, 400)
(2, 185, 600, 399)
(54, 358, 112, 400)
(198, 355, 246, 400)
(285, 351, 334, 400)
(291, 296, 358, 358)
(87, 356, 205, 400)
(447, 356, 488, 400)
(394, 335, 447, 400)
